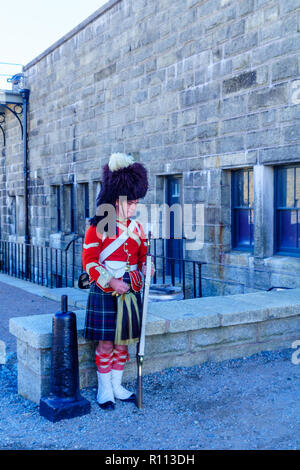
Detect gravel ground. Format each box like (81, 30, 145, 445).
(0, 348, 299, 450)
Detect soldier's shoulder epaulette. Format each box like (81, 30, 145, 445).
(84, 224, 104, 244)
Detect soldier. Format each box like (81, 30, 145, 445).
(82, 153, 155, 410)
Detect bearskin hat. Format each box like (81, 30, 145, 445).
(96, 153, 148, 207)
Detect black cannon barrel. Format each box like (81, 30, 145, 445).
(39, 295, 90, 422)
(50, 295, 80, 400)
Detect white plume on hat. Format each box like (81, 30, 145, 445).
(108, 153, 134, 172)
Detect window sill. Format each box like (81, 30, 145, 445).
(264, 254, 300, 273)
(220, 250, 254, 267)
(274, 251, 300, 258)
(8, 235, 25, 243)
(49, 232, 83, 249)
(222, 250, 300, 275)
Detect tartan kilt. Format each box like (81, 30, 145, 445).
(84, 271, 142, 342)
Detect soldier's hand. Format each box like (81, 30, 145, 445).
(142, 262, 155, 277)
(109, 278, 130, 294)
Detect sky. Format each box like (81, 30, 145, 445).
(0, 0, 108, 89)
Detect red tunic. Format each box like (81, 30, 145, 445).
(82, 218, 153, 293)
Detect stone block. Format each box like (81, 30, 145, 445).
(123, 350, 209, 381)
(219, 301, 269, 326)
(78, 342, 96, 369)
(26, 344, 51, 376)
(281, 0, 300, 15)
(239, 0, 254, 16)
(189, 322, 257, 352)
(198, 101, 220, 122)
(248, 83, 288, 111)
(223, 283, 245, 295)
(94, 63, 116, 81)
(178, 109, 197, 127)
(278, 104, 300, 123)
(260, 109, 276, 127)
(258, 316, 300, 340)
(180, 83, 220, 108)
(202, 6, 236, 31)
(224, 32, 258, 58)
(245, 128, 281, 149)
(18, 362, 50, 404)
(284, 125, 300, 143)
(223, 70, 257, 95)
(252, 42, 282, 65)
(261, 22, 281, 43)
(9, 314, 53, 349)
(220, 94, 247, 117)
(272, 57, 299, 82)
(167, 308, 221, 332)
(270, 272, 300, 289)
(145, 314, 167, 335)
(260, 144, 300, 164)
(206, 341, 269, 363)
(221, 114, 258, 134)
(144, 332, 189, 356)
(216, 135, 244, 154)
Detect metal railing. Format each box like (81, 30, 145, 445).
(151, 238, 206, 298)
(0, 237, 206, 298)
(0, 238, 80, 288)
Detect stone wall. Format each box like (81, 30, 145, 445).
(9, 286, 300, 404)
(1, 0, 300, 294)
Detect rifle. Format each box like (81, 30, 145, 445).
(136, 230, 152, 409)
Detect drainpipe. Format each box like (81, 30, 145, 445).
(20, 88, 30, 278)
(20, 88, 30, 245)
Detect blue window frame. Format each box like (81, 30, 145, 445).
(165, 175, 183, 278)
(232, 168, 254, 250)
(84, 183, 90, 219)
(70, 184, 75, 233)
(275, 165, 300, 256)
(56, 186, 61, 232)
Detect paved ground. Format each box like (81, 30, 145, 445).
(0, 280, 61, 354)
(0, 276, 299, 450)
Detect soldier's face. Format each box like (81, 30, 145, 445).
(116, 199, 139, 218)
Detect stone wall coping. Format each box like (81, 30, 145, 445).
(9, 287, 300, 349)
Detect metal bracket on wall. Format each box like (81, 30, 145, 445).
(0, 87, 30, 252)
(0, 103, 23, 141)
(0, 89, 26, 143)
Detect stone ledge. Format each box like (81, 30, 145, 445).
(9, 287, 300, 350)
(9, 287, 300, 404)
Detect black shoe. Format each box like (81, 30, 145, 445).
(98, 401, 115, 410)
(120, 393, 136, 403)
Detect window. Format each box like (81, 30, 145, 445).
(16, 195, 25, 236)
(77, 183, 90, 235)
(50, 186, 61, 232)
(8, 196, 16, 235)
(275, 165, 300, 255)
(84, 183, 89, 219)
(93, 181, 102, 214)
(56, 186, 61, 232)
(232, 168, 254, 250)
(70, 185, 75, 233)
(63, 184, 75, 233)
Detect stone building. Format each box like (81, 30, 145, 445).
(1, 0, 300, 296)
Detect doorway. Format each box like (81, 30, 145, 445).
(165, 175, 183, 279)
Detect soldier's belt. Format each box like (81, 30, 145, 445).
(104, 260, 138, 278)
